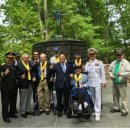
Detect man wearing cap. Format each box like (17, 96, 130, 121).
(50, 47, 60, 65)
(85, 48, 106, 121)
(0, 52, 18, 123)
(109, 48, 130, 116)
(73, 54, 83, 68)
(70, 66, 93, 114)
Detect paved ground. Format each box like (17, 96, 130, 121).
(0, 80, 130, 128)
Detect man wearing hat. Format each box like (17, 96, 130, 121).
(0, 52, 18, 123)
(85, 48, 106, 121)
(73, 53, 83, 68)
(50, 47, 60, 65)
(109, 48, 130, 116)
(70, 66, 93, 114)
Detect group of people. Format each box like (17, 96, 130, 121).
(0, 47, 129, 124)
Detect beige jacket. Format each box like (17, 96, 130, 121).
(109, 59, 130, 82)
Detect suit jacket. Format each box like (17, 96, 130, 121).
(17, 61, 36, 89)
(0, 63, 17, 92)
(54, 62, 72, 89)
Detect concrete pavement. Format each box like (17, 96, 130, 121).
(0, 80, 130, 128)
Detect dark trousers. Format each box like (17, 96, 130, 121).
(1, 90, 16, 119)
(56, 85, 70, 112)
(33, 79, 40, 111)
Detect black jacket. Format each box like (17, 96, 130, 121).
(0, 63, 17, 92)
(54, 62, 72, 89)
(17, 61, 36, 89)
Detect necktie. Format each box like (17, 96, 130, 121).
(62, 63, 66, 73)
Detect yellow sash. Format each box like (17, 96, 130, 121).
(54, 57, 59, 64)
(21, 60, 31, 80)
(75, 58, 82, 66)
(74, 74, 82, 87)
(40, 61, 47, 80)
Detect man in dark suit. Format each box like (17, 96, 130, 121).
(17, 53, 36, 118)
(53, 53, 73, 117)
(0, 52, 18, 123)
(30, 51, 40, 115)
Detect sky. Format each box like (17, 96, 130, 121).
(0, 0, 5, 25)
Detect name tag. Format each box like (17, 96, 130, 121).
(95, 63, 100, 69)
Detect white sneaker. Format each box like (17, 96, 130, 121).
(95, 115, 100, 121)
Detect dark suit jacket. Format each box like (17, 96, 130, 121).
(0, 63, 17, 92)
(17, 61, 36, 89)
(54, 62, 72, 89)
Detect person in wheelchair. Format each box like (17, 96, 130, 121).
(70, 66, 91, 115)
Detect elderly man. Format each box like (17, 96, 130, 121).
(37, 53, 53, 115)
(0, 52, 18, 123)
(85, 48, 106, 121)
(109, 48, 130, 116)
(17, 54, 36, 118)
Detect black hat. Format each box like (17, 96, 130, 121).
(116, 48, 124, 55)
(74, 66, 82, 70)
(5, 52, 16, 58)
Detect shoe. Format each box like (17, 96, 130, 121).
(15, 110, 18, 113)
(37, 111, 44, 116)
(3, 118, 11, 123)
(9, 114, 18, 118)
(45, 111, 50, 115)
(58, 111, 62, 117)
(95, 115, 100, 121)
(110, 108, 120, 113)
(121, 112, 128, 116)
(25, 111, 34, 115)
(21, 113, 28, 118)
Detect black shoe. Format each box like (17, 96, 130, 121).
(3, 118, 11, 123)
(37, 111, 44, 116)
(121, 112, 128, 116)
(110, 108, 120, 113)
(21, 113, 28, 118)
(9, 114, 18, 118)
(58, 111, 62, 117)
(25, 111, 34, 115)
(15, 110, 18, 113)
(45, 111, 50, 115)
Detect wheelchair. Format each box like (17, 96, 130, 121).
(67, 87, 93, 120)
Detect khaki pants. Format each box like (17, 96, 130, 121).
(37, 79, 50, 112)
(112, 82, 128, 112)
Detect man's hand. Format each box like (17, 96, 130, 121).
(110, 75, 115, 80)
(4, 68, 10, 76)
(32, 77, 36, 82)
(69, 74, 73, 78)
(101, 83, 106, 88)
(50, 77, 53, 82)
(50, 65, 53, 69)
(21, 73, 26, 79)
(117, 72, 122, 76)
